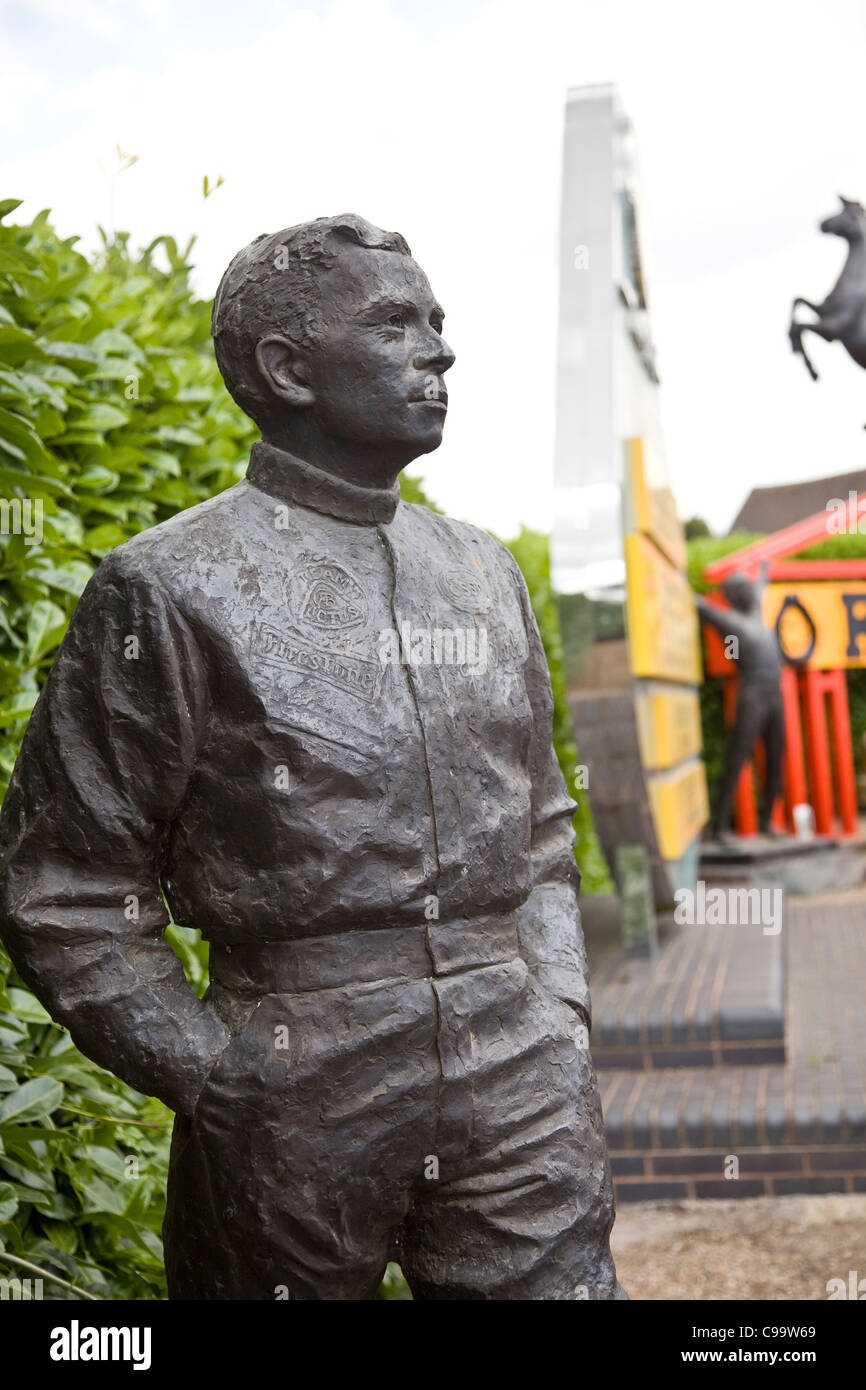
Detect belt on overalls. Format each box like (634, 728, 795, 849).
(207, 911, 521, 994)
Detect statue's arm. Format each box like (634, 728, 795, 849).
(506, 555, 590, 1030)
(0, 551, 229, 1115)
(696, 593, 746, 638)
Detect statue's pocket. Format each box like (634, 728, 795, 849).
(524, 969, 588, 1052)
(189, 994, 268, 1124)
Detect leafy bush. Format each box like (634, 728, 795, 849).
(507, 528, 613, 894)
(0, 199, 265, 1297)
(0, 200, 260, 795)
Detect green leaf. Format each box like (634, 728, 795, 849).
(73, 1170, 125, 1216)
(24, 599, 67, 664)
(6, 988, 51, 1023)
(0, 325, 45, 365)
(43, 1220, 78, 1252)
(25, 560, 92, 598)
(69, 403, 129, 433)
(0, 1159, 55, 1192)
(0, 405, 55, 469)
(0, 1180, 18, 1222)
(75, 465, 120, 492)
(0, 1077, 64, 1124)
(0, 247, 37, 273)
(83, 524, 126, 553)
(37, 340, 99, 364)
(0, 691, 39, 726)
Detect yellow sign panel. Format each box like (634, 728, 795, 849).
(628, 437, 686, 570)
(635, 684, 703, 770)
(625, 532, 703, 684)
(647, 759, 710, 862)
(763, 583, 866, 670)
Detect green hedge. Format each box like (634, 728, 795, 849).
(0, 200, 264, 1298)
(507, 530, 612, 894)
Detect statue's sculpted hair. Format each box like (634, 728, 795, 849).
(212, 213, 411, 426)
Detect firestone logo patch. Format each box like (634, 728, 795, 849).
(251, 622, 381, 702)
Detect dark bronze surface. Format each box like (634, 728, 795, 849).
(0, 215, 624, 1299)
(698, 566, 786, 840)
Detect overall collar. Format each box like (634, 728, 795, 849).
(246, 440, 400, 526)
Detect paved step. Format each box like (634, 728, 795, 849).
(595, 895, 866, 1200)
(591, 914, 784, 1070)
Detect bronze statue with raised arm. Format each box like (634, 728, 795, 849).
(698, 563, 786, 842)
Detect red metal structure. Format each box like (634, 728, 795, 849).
(702, 495, 865, 837)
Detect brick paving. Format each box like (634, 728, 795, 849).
(591, 901, 784, 1068)
(597, 889, 866, 1200)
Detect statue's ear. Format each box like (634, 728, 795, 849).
(255, 335, 314, 410)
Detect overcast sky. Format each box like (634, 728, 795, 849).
(2, 0, 865, 539)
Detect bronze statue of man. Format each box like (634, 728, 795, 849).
(697, 564, 786, 841)
(0, 215, 624, 1300)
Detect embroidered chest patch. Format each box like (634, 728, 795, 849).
(436, 563, 493, 616)
(296, 559, 368, 632)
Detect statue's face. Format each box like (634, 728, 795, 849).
(303, 244, 455, 463)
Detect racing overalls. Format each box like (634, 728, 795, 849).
(0, 441, 624, 1299)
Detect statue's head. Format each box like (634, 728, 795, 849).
(721, 571, 756, 614)
(820, 196, 866, 241)
(212, 214, 454, 486)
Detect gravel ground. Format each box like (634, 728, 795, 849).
(610, 1195, 866, 1300)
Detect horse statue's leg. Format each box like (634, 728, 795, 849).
(789, 316, 820, 379)
(792, 296, 823, 315)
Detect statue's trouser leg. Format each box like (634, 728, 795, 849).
(714, 685, 765, 834)
(164, 948, 622, 1300)
(402, 959, 625, 1300)
(760, 699, 786, 826)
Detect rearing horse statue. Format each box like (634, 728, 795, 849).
(790, 197, 866, 382)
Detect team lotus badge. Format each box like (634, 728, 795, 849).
(296, 558, 368, 632)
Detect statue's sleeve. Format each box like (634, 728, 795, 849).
(696, 594, 746, 638)
(504, 553, 590, 1028)
(0, 549, 230, 1115)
